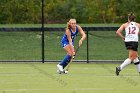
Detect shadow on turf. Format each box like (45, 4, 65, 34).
(28, 63, 68, 87)
(100, 63, 138, 86)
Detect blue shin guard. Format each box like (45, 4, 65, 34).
(59, 54, 71, 69)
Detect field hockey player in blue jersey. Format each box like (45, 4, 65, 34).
(57, 19, 86, 74)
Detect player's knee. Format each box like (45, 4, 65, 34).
(69, 53, 73, 57)
(67, 52, 73, 57)
(130, 55, 137, 62)
(133, 57, 140, 65)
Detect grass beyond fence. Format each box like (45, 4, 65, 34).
(0, 24, 140, 61)
(0, 32, 42, 60)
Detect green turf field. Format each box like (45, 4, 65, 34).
(0, 63, 139, 93)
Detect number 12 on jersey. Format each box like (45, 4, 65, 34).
(128, 27, 136, 34)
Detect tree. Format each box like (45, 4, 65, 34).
(0, 0, 140, 23)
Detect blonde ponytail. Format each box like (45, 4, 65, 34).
(66, 22, 71, 30)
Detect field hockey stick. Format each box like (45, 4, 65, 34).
(66, 46, 80, 71)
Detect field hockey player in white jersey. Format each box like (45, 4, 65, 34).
(116, 13, 140, 76)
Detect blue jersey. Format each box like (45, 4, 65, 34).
(61, 26, 78, 47)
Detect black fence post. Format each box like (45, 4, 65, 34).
(42, 0, 45, 63)
(87, 30, 89, 63)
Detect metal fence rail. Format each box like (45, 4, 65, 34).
(0, 27, 119, 32)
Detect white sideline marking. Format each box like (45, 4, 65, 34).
(74, 88, 114, 90)
(0, 66, 135, 70)
(0, 72, 136, 76)
(0, 89, 50, 92)
(0, 73, 40, 76)
(0, 88, 114, 92)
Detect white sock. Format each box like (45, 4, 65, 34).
(133, 58, 140, 73)
(120, 58, 131, 70)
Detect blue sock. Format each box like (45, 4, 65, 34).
(63, 58, 71, 69)
(59, 54, 71, 68)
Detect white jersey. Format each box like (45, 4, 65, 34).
(125, 22, 139, 42)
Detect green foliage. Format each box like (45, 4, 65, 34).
(0, 0, 140, 23)
(0, 0, 41, 24)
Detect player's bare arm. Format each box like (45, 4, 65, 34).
(137, 23, 140, 35)
(77, 25, 86, 47)
(116, 24, 125, 41)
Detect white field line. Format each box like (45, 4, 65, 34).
(0, 88, 114, 92)
(0, 80, 47, 84)
(0, 74, 139, 78)
(0, 66, 138, 77)
(73, 88, 114, 90)
(3, 87, 137, 92)
(0, 66, 136, 71)
(0, 72, 138, 77)
(0, 87, 138, 92)
(0, 89, 50, 92)
(0, 67, 30, 68)
(0, 73, 41, 76)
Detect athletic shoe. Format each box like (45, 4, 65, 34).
(57, 64, 64, 72)
(57, 70, 61, 74)
(116, 67, 121, 76)
(63, 70, 68, 74)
